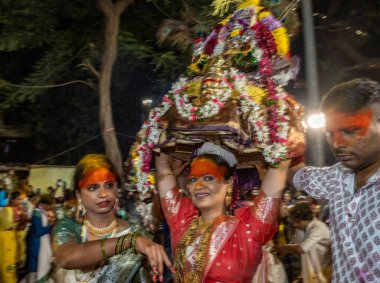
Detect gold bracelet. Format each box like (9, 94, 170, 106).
(115, 235, 124, 255)
(100, 238, 108, 262)
(131, 232, 142, 254)
(156, 171, 174, 181)
(120, 233, 132, 253)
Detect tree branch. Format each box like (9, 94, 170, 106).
(96, 0, 114, 17)
(79, 60, 100, 79)
(326, 0, 344, 20)
(331, 37, 380, 71)
(115, 0, 134, 15)
(0, 79, 96, 90)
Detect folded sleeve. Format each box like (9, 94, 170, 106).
(293, 166, 338, 201)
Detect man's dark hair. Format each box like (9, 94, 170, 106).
(10, 191, 21, 201)
(320, 78, 380, 113)
(38, 194, 55, 205)
(289, 203, 313, 221)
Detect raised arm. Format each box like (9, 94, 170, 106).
(155, 152, 188, 197)
(260, 160, 292, 198)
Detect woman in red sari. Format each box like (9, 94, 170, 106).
(155, 142, 290, 282)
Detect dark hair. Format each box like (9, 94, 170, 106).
(38, 194, 55, 205)
(193, 153, 234, 180)
(289, 203, 313, 221)
(10, 191, 21, 201)
(321, 78, 380, 113)
(73, 154, 120, 192)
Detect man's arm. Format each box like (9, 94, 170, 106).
(287, 162, 305, 187)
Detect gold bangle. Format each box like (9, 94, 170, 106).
(100, 238, 108, 262)
(115, 235, 124, 255)
(156, 171, 174, 181)
(120, 233, 132, 253)
(131, 232, 142, 254)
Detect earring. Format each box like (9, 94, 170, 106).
(225, 187, 232, 207)
(76, 199, 86, 220)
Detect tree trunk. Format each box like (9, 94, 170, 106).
(97, 0, 134, 178)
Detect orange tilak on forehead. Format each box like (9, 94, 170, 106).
(189, 158, 226, 179)
(325, 109, 373, 135)
(79, 167, 116, 189)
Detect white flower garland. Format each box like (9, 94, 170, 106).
(173, 72, 234, 121)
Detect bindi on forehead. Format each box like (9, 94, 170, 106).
(189, 158, 226, 179)
(79, 168, 116, 189)
(324, 109, 373, 131)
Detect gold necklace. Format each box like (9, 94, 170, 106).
(174, 215, 228, 283)
(83, 218, 118, 235)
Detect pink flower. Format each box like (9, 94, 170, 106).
(190, 107, 197, 113)
(191, 114, 197, 121)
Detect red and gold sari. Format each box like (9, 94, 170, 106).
(161, 187, 280, 283)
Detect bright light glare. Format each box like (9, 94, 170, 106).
(307, 113, 325, 129)
(142, 99, 153, 105)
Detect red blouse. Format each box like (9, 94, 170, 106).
(161, 187, 280, 282)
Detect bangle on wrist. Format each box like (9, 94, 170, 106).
(131, 232, 142, 254)
(115, 235, 125, 255)
(100, 238, 109, 262)
(156, 171, 174, 181)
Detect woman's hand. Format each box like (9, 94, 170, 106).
(172, 158, 189, 178)
(155, 152, 173, 172)
(135, 236, 173, 282)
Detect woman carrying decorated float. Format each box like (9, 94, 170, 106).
(52, 154, 172, 283)
(131, 0, 305, 282)
(155, 142, 292, 282)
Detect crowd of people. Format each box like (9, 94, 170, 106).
(0, 78, 379, 282)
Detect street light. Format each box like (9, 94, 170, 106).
(142, 99, 153, 106)
(307, 113, 325, 129)
(141, 99, 153, 123)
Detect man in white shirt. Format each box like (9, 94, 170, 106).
(277, 203, 332, 283)
(289, 79, 380, 282)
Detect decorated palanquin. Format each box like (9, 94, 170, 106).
(134, 0, 304, 193)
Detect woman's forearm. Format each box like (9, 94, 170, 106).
(155, 154, 177, 197)
(261, 160, 291, 198)
(55, 237, 119, 269)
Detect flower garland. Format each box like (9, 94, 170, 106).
(134, 3, 291, 193)
(136, 98, 173, 191)
(173, 74, 234, 121)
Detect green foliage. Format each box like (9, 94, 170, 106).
(0, 0, 60, 51)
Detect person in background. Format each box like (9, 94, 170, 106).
(23, 194, 56, 283)
(276, 203, 332, 283)
(282, 190, 295, 208)
(289, 79, 380, 282)
(0, 178, 8, 207)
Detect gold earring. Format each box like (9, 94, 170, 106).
(225, 187, 232, 207)
(76, 199, 86, 220)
